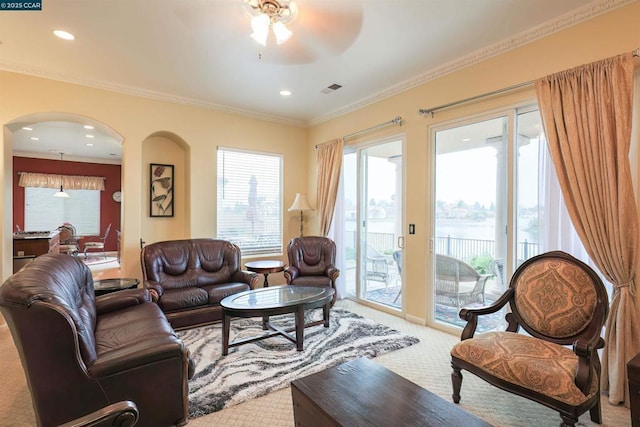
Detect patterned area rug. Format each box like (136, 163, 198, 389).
(177, 308, 419, 418)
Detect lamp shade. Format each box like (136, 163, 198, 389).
(53, 188, 70, 198)
(288, 193, 313, 212)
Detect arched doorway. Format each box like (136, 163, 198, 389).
(4, 112, 123, 280)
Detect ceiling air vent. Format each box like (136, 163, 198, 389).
(321, 83, 342, 94)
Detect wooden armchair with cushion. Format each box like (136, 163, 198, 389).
(450, 251, 609, 427)
(284, 236, 339, 306)
(58, 223, 80, 256)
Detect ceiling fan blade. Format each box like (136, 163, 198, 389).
(257, 0, 363, 64)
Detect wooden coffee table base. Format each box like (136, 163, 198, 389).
(291, 357, 490, 426)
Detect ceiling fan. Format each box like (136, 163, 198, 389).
(240, 0, 365, 64)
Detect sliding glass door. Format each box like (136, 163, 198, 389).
(343, 138, 404, 309)
(432, 107, 543, 330)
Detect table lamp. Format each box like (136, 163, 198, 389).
(288, 193, 313, 236)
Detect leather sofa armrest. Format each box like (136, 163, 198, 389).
(283, 265, 299, 283)
(326, 266, 340, 281)
(143, 281, 164, 302)
(95, 288, 151, 314)
(59, 400, 138, 427)
(89, 337, 188, 378)
(231, 270, 260, 289)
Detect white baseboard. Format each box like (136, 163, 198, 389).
(405, 313, 426, 325)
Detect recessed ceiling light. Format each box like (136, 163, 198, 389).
(84, 125, 94, 130)
(85, 134, 94, 138)
(280, 90, 292, 96)
(85, 143, 94, 147)
(53, 30, 75, 41)
(30, 137, 39, 141)
(462, 138, 471, 142)
(22, 127, 33, 131)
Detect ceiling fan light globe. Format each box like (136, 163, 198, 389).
(273, 21, 292, 45)
(250, 13, 270, 46)
(250, 31, 268, 46)
(251, 13, 270, 33)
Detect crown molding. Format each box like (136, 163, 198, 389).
(308, 0, 636, 126)
(0, 0, 633, 129)
(0, 61, 307, 128)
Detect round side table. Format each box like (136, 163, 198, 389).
(245, 260, 285, 288)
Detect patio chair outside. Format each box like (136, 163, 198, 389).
(367, 245, 389, 286)
(435, 254, 490, 310)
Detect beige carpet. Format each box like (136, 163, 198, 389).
(0, 300, 631, 426)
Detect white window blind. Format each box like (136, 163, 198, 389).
(25, 187, 100, 235)
(217, 147, 283, 256)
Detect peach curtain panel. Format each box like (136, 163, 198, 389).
(316, 138, 343, 236)
(534, 52, 639, 406)
(18, 172, 106, 191)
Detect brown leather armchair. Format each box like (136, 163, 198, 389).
(284, 236, 339, 306)
(0, 254, 193, 427)
(141, 238, 260, 329)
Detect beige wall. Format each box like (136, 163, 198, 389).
(308, 2, 640, 324)
(0, 72, 308, 283)
(141, 133, 190, 243)
(1, 2, 639, 327)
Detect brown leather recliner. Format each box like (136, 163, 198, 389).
(284, 236, 340, 306)
(0, 254, 193, 427)
(141, 238, 260, 330)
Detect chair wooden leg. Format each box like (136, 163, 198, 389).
(451, 363, 463, 403)
(589, 394, 602, 423)
(559, 414, 578, 426)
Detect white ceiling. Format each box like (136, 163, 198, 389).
(0, 0, 625, 161)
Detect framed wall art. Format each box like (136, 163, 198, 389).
(150, 163, 174, 217)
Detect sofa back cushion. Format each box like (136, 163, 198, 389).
(0, 253, 98, 364)
(141, 239, 242, 289)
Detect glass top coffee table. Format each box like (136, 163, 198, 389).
(220, 285, 335, 355)
(93, 278, 140, 296)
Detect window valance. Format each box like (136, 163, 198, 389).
(18, 172, 106, 191)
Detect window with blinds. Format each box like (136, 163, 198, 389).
(216, 147, 283, 256)
(24, 187, 101, 235)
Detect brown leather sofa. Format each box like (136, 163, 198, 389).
(0, 253, 193, 427)
(284, 236, 340, 306)
(141, 238, 260, 329)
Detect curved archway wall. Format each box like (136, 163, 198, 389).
(141, 132, 190, 243)
(0, 71, 309, 290)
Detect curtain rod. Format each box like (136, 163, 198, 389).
(418, 81, 533, 118)
(317, 116, 403, 148)
(419, 48, 640, 118)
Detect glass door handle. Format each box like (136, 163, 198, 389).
(397, 236, 404, 249)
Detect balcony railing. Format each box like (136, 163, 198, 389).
(345, 231, 539, 264)
(434, 235, 540, 264)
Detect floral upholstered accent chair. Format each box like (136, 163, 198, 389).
(450, 251, 608, 427)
